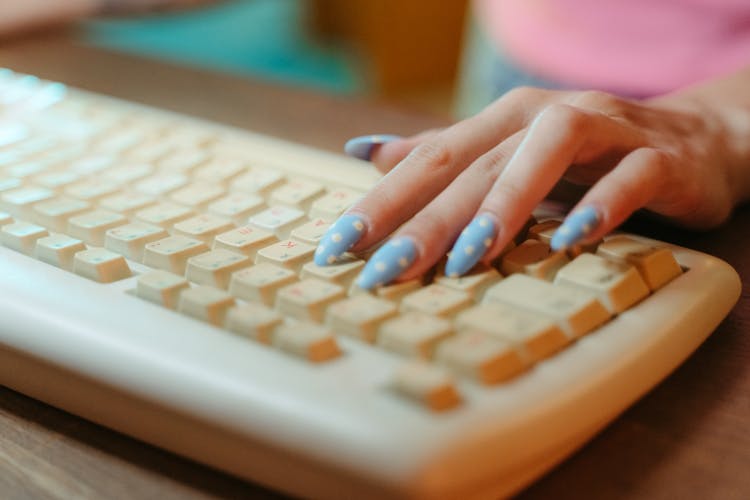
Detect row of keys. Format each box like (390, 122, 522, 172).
(1, 218, 131, 282)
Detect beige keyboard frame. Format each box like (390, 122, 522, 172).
(0, 88, 742, 499)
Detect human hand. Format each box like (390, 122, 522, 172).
(315, 85, 750, 288)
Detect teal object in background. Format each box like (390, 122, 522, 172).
(84, 0, 363, 94)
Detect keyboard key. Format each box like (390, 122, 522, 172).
(309, 188, 362, 221)
(136, 270, 190, 309)
(228, 263, 297, 305)
(272, 321, 341, 362)
(225, 302, 282, 344)
(255, 239, 315, 272)
(67, 210, 128, 246)
(231, 168, 284, 195)
(554, 253, 650, 314)
(483, 274, 610, 338)
(597, 236, 682, 291)
(326, 294, 398, 343)
(269, 179, 324, 210)
(105, 222, 169, 261)
(157, 148, 210, 172)
(0, 177, 22, 193)
(101, 163, 154, 184)
(134, 173, 188, 197)
(98, 192, 156, 216)
(172, 214, 234, 244)
(248, 206, 305, 238)
(67, 155, 116, 175)
(456, 304, 568, 362)
(213, 226, 277, 259)
(93, 130, 145, 154)
(391, 362, 461, 411)
(178, 285, 235, 326)
(35, 234, 86, 270)
(73, 248, 131, 283)
(126, 141, 173, 163)
(378, 312, 453, 359)
(143, 235, 209, 274)
(436, 330, 526, 385)
(300, 253, 364, 286)
(207, 193, 264, 223)
(64, 178, 121, 202)
(500, 239, 569, 280)
(0, 211, 12, 226)
(401, 284, 472, 317)
(194, 157, 247, 184)
(290, 217, 331, 245)
(2, 222, 49, 254)
(169, 183, 226, 209)
(32, 197, 90, 232)
(275, 279, 346, 322)
(135, 202, 194, 229)
(527, 219, 561, 245)
(33, 171, 81, 190)
(185, 249, 250, 289)
(350, 278, 422, 302)
(1, 186, 54, 219)
(434, 263, 502, 300)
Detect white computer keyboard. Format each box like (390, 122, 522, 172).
(0, 69, 742, 499)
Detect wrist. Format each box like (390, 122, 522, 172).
(652, 89, 750, 209)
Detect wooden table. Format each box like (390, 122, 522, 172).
(1, 31, 748, 500)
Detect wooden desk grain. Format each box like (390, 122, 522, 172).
(1, 31, 748, 500)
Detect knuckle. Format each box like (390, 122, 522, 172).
(571, 90, 623, 112)
(503, 85, 539, 103)
(473, 146, 511, 179)
(407, 140, 453, 174)
(538, 103, 589, 134)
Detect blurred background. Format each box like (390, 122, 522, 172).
(81, 0, 470, 117)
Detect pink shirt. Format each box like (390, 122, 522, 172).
(477, 0, 750, 95)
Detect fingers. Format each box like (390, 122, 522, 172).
(315, 107, 531, 266)
(372, 130, 441, 174)
(355, 132, 525, 286)
(475, 104, 644, 261)
(550, 147, 669, 249)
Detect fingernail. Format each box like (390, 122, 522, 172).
(344, 134, 402, 161)
(444, 214, 497, 278)
(315, 214, 366, 265)
(356, 237, 417, 289)
(550, 206, 600, 250)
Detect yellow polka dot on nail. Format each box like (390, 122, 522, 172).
(331, 233, 342, 242)
(484, 238, 492, 247)
(353, 221, 364, 231)
(398, 257, 409, 268)
(464, 245, 475, 255)
(479, 218, 489, 227)
(375, 262, 387, 272)
(326, 255, 337, 264)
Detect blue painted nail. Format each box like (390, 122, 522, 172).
(344, 134, 402, 161)
(315, 214, 366, 265)
(356, 237, 417, 289)
(445, 214, 496, 278)
(550, 206, 600, 250)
